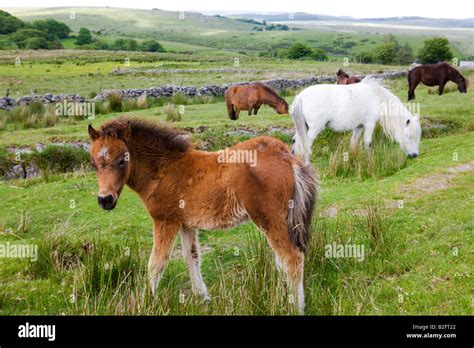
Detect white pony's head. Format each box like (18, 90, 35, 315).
(399, 115, 421, 158)
(375, 85, 422, 158)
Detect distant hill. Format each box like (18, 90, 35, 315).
(225, 12, 474, 28)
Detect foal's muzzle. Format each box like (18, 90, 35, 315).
(98, 194, 117, 210)
(408, 153, 418, 159)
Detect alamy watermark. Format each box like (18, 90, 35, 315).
(55, 100, 95, 119)
(0, 242, 38, 262)
(325, 242, 365, 262)
(217, 148, 257, 167)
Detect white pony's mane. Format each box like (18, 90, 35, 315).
(369, 83, 416, 141)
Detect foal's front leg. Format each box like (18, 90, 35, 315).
(148, 221, 180, 295)
(180, 228, 209, 300)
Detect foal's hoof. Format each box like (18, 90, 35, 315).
(203, 295, 211, 303)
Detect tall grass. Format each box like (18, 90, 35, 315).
(326, 127, 407, 180)
(21, 201, 394, 315)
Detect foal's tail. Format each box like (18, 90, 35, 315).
(290, 95, 309, 163)
(288, 163, 318, 253)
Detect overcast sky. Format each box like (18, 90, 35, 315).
(3, 0, 474, 19)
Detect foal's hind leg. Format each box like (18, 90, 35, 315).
(180, 228, 209, 300)
(259, 224, 305, 314)
(148, 221, 180, 295)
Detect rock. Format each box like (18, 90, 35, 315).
(25, 164, 40, 178)
(224, 129, 256, 137)
(5, 164, 26, 180)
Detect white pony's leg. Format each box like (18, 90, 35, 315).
(350, 127, 363, 151)
(363, 122, 376, 150)
(304, 125, 324, 164)
(180, 228, 209, 300)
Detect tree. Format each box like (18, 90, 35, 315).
(123, 39, 138, 51)
(75, 27, 93, 45)
(375, 41, 398, 64)
(33, 19, 71, 39)
(417, 38, 453, 64)
(397, 42, 414, 64)
(0, 10, 24, 35)
(312, 48, 327, 61)
(140, 40, 165, 52)
(24, 37, 49, 50)
(287, 43, 314, 60)
(8, 29, 47, 48)
(355, 51, 374, 64)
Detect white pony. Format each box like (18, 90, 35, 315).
(290, 80, 421, 164)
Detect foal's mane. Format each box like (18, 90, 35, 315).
(100, 117, 192, 158)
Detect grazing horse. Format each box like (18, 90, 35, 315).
(408, 62, 468, 100)
(290, 82, 421, 164)
(225, 82, 289, 120)
(88, 117, 317, 314)
(335, 69, 361, 85)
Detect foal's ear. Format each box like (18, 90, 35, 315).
(88, 124, 100, 141)
(116, 120, 131, 140)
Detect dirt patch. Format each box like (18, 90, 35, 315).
(401, 161, 473, 196)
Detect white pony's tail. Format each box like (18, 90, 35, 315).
(290, 95, 310, 164)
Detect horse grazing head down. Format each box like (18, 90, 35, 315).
(456, 75, 468, 93)
(277, 99, 289, 114)
(400, 115, 422, 158)
(88, 122, 132, 210)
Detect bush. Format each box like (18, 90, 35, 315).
(106, 91, 123, 112)
(417, 38, 453, 64)
(287, 43, 314, 60)
(35, 146, 90, 174)
(164, 103, 181, 122)
(140, 39, 165, 52)
(75, 27, 93, 45)
(24, 37, 49, 50)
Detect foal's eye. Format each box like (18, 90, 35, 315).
(118, 159, 126, 167)
(406, 119, 411, 126)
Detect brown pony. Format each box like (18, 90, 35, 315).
(88, 117, 317, 314)
(408, 62, 468, 100)
(225, 82, 289, 120)
(336, 69, 361, 85)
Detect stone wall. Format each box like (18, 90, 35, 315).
(0, 70, 408, 110)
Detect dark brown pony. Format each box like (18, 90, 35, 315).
(88, 117, 317, 314)
(408, 62, 468, 100)
(225, 82, 289, 120)
(336, 69, 361, 85)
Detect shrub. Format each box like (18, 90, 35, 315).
(417, 38, 453, 64)
(287, 43, 314, 60)
(35, 146, 90, 174)
(75, 27, 93, 45)
(137, 94, 147, 109)
(164, 103, 181, 122)
(106, 91, 123, 112)
(140, 39, 165, 52)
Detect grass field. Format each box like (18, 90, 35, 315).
(0, 50, 404, 97)
(0, 66, 473, 315)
